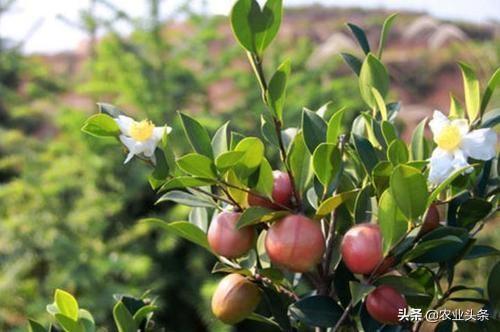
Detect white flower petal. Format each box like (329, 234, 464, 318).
(115, 115, 134, 135)
(152, 126, 166, 141)
(428, 148, 454, 185)
(461, 128, 497, 160)
(451, 149, 471, 172)
(142, 140, 157, 157)
(450, 119, 469, 136)
(429, 110, 450, 137)
(119, 135, 139, 153)
(124, 152, 135, 164)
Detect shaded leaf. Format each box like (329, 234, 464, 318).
(267, 59, 291, 120)
(179, 112, 213, 159)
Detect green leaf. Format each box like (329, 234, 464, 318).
(253, 158, 274, 197)
(97, 103, 123, 117)
(177, 153, 217, 179)
(156, 190, 216, 208)
(312, 143, 342, 187)
(371, 87, 388, 120)
(458, 62, 480, 122)
(352, 134, 378, 175)
(374, 276, 427, 296)
(359, 54, 390, 108)
(302, 108, 327, 154)
(377, 14, 397, 59)
(480, 68, 500, 116)
(260, 114, 279, 147)
(288, 131, 313, 194)
(390, 165, 429, 220)
(403, 235, 463, 263)
(449, 93, 465, 118)
(378, 190, 408, 254)
(132, 305, 159, 325)
(148, 150, 170, 190)
(81, 114, 120, 138)
(340, 52, 362, 76)
(267, 59, 291, 120)
(488, 262, 500, 312)
(78, 309, 95, 332)
(326, 108, 346, 144)
(381, 120, 397, 146)
(480, 108, 500, 128)
(427, 165, 473, 205)
(28, 320, 47, 332)
(236, 207, 288, 228)
(288, 295, 343, 328)
(464, 245, 500, 260)
(372, 161, 393, 196)
(55, 289, 79, 321)
(247, 313, 281, 328)
(233, 137, 265, 177)
(143, 219, 211, 252)
(387, 139, 409, 165)
(315, 189, 359, 217)
(113, 302, 137, 332)
(179, 112, 213, 159)
(354, 185, 372, 223)
(346, 23, 370, 55)
(160, 177, 216, 192)
(457, 198, 492, 229)
(230, 0, 283, 54)
(211, 121, 229, 157)
(410, 118, 429, 160)
(215, 151, 245, 172)
(55, 314, 83, 332)
(349, 282, 375, 306)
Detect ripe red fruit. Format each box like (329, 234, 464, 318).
(341, 223, 383, 274)
(211, 273, 261, 324)
(366, 285, 407, 324)
(248, 171, 293, 209)
(265, 214, 325, 273)
(208, 211, 255, 258)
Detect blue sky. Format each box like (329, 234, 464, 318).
(1, 0, 499, 54)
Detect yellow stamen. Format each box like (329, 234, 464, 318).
(129, 120, 154, 141)
(436, 125, 461, 151)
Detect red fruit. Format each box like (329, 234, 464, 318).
(248, 171, 293, 209)
(211, 273, 261, 324)
(418, 203, 440, 237)
(265, 214, 325, 273)
(341, 224, 383, 274)
(208, 211, 255, 258)
(366, 285, 407, 324)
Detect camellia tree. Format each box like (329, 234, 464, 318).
(30, 0, 499, 331)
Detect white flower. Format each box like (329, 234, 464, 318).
(115, 115, 172, 164)
(428, 110, 497, 185)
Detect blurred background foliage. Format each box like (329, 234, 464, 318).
(0, 0, 498, 331)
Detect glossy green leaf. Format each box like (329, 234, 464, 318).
(113, 302, 137, 332)
(236, 207, 288, 228)
(354, 186, 372, 223)
(288, 295, 343, 328)
(403, 235, 463, 263)
(480, 68, 500, 115)
(253, 158, 274, 197)
(390, 165, 429, 220)
(288, 131, 313, 193)
(359, 54, 390, 108)
(315, 190, 358, 217)
(352, 134, 379, 175)
(312, 143, 342, 187)
(371, 87, 388, 120)
(349, 282, 375, 306)
(230, 0, 282, 54)
(267, 59, 291, 120)
(410, 118, 429, 161)
(132, 305, 159, 325)
(326, 108, 346, 144)
(387, 139, 409, 165)
(302, 108, 327, 154)
(179, 112, 213, 159)
(211, 121, 229, 157)
(459, 62, 480, 122)
(457, 198, 492, 229)
(78, 309, 95, 332)
(156, 190, 216, 208)
(377, 14, 397, 59)
(97, 103, 123, 117)
(234, 137, 265, 177)
(81, 114, 120, 138)
(378, 190, 408, 254)
(55, 289, 79, 321)
(427, 165, 473, 206)
(215, 151, 245, 172)
(449, 93, 465, 118)
(177, 153, 217, 179)
(28, 320, 47, 332)
(340, 52, 362, 76)
(381, 120, 397, 146)
(464, 245, 500, 260)
(143, 219, 211, 251)
(160, 177, 216, 192)
(372, 161, 393, 196)
(260, 114, 279, 147)
(480, 108, 500, 128)
(148, 150, 170, 190)
(374, 276, 427, 296)
(346, 23, 370, 55)
(55, 314, 83, 332)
